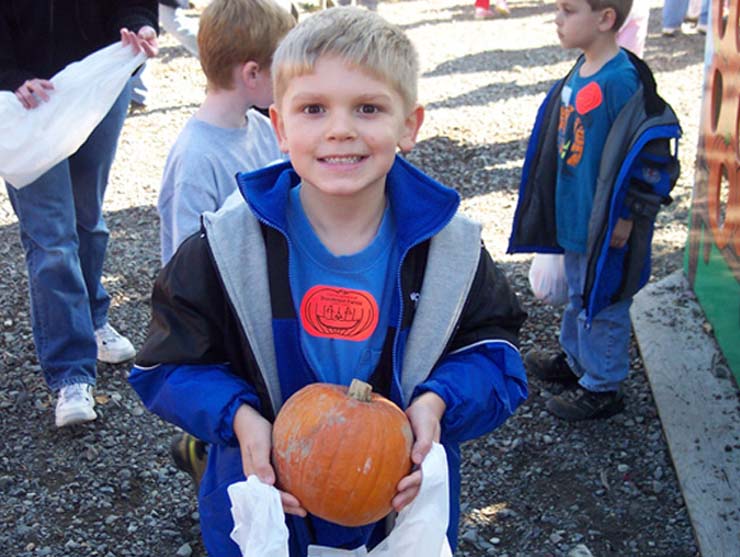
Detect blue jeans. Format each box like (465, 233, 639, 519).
(6, 84, 131, 390)
(699, 0, 709, 26)
(559, 251, 632, 393)
(662, 0, 690, 29)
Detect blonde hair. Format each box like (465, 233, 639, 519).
(198, 0, 296, 90)
(271, 7, 419, 110)
(586, 0, 633, 30)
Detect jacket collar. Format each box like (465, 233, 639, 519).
(566, 49, 665, 116)
(235, 154, 460, 251)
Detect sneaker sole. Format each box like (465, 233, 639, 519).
(97, 348, 136, 364)
(56, 407, 97, 428)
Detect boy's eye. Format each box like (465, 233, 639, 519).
(358, 104, 379, 114)
(302, 104, 324, 114)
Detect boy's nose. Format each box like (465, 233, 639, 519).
(325, 111, 356, 141)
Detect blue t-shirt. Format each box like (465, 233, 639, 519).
(555, 50, 638, 253)
(286, 186, 400, 385)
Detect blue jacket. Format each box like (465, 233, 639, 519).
(131, 156, 527, 556)
(508, 51, 681, 321)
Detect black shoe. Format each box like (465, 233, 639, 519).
(170, 432, 208, 488)
(524, 351, 579, 385)
(546, 386, 624, 421)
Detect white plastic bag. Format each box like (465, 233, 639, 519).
(528, 253, 568, 306)
(0, 42, 146, 188)
(227, 476, 290, 557)
(229, 443, 452, 557)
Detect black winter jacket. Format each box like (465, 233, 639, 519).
(0, 0, 158, 91)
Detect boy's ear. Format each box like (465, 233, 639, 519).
(397, 104, 425, 153)
(598, 6, 618, 31)
(269, 104, 290, 154)
(240, 60, 261, 88)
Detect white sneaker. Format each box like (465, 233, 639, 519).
(55, 383, 97, 427)
(95, 323, 136, 364)
(495, 0, 510, 16)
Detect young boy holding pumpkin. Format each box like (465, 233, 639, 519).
(130, 7, 527, 556)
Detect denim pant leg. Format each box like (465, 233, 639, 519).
(662, 0, 690, 28)
(576, 295, 632, 393)
(699, 0, 709, 26)
(69, 84, 131, 330)
(5, 85, 131, 391)
(559, 251, 632, 392)
(559, 251, 587, 379)
(7, 161, 99, 390)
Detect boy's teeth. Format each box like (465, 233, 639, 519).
(323, 156, 361, 164)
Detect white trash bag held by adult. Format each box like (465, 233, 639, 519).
(0, 42, 146, 189)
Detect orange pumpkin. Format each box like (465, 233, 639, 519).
(271, 379, 414, 527)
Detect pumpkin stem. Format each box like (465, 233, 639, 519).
(348, 379, 373, 402)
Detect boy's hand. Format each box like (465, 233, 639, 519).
(15, 79, 54, 109)
(232, 404, 307, 518)
(120, 26, 159, 58)
(392, 392, 446, 512)
(610, 218, 633, 248)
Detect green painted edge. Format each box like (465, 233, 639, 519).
(684, 223, 740, 384)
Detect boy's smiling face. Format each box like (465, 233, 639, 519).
(270, 55, 423, 201)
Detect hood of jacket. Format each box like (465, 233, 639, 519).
(235, 154, 461, 250)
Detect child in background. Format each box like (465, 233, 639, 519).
(661, 0, 689, 36)
(157, 0, 294, 264)
(616, 0, 650, 57)
(509, 0, 680, 421)
(474, 0, 511, 19)
(131, 7, 527, 555)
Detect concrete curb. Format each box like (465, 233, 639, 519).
(631, 270, 740, 556)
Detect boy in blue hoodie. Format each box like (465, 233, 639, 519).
(131, 7, 527, 555)
(509, 0, 680, 421)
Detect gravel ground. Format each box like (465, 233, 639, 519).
(0, 1, 707, 556)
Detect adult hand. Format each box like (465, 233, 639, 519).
(232, 404, 306, 517)
(120, 25, 159, 58)
(392, 391, 446, 512)
(610, 217, 633, 248)
(15, 79, 54, 109)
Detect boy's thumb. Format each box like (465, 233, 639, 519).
(254, 462, 276, 485)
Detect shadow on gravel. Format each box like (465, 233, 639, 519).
(157, 43, 197, 64)
(0, 205, 209, 556)
(644, 7, 706, 73)
(424, 45, 569, 77)
(406, 135, 526, 198)
(126, 102, 200, 119)
(424, 76, 559, 109)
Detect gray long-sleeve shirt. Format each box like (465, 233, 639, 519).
(157, 109, 283, 264)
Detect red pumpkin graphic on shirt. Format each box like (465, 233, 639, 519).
(575, 81, 603, 115)
(300, 285, 379, 341)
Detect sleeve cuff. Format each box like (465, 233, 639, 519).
(220, 390, 262, 445)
